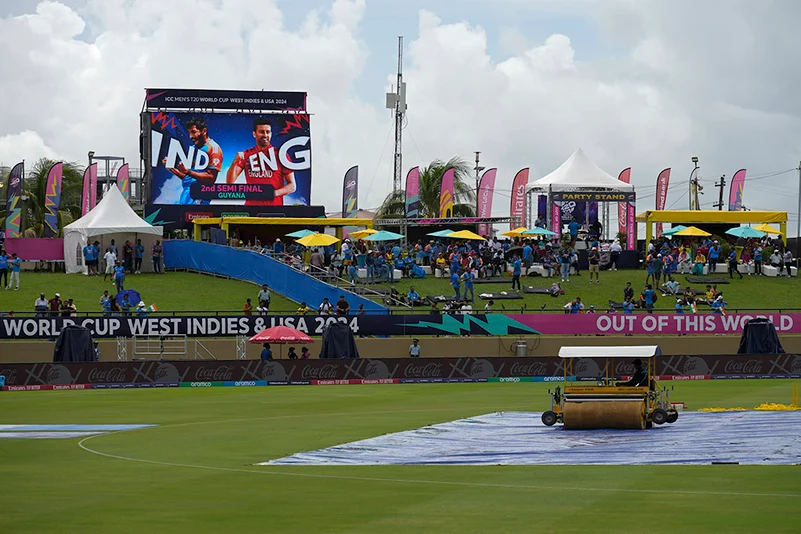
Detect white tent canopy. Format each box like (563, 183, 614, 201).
(64, 184, 163, 274)
(526, 148, 634, 193)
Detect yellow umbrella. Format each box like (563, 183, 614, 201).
(348, 229, 377, 239)
(447, 229, 486, 241)
(296, 233, 340, 247)
(502, 227, 529, 237)
(753, 223, 782, 235)
(673, 226, 711, 237)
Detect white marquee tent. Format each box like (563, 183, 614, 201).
(526, 148, 634, 193)
(64, 184, 163, 274)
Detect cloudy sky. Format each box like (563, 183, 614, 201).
(0, 0, 799, 233)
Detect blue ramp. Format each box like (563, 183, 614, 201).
(164, 241, 388, 313)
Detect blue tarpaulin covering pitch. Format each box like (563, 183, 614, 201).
(261, 411, 801, 466)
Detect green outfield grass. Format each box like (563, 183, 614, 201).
(0, 272, 297, 315)
(1, 380, 799, 533)
(370, 268, 801, 312)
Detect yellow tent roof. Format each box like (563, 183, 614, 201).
(502, 227, 528, 237)
(447, 229, 486, 241)
(636, 210, 787, 224)
(673, 226, 711, 237)
(296, 233, 341, 247)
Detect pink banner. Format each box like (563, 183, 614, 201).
(728, 168, 746, 211)
(617, 168, 631, 237)
(81, 164, 98, 216)
(509, 168, 529, 230)
(405, 167, 420, 218)
(654, 167, 671, 236)
(477, 168, 497, 236)
(509, 313, 799, 336)
(626, 201, 636, 250)
(4, 238, 64, 261)
(439, 168, 454, 218)
(116, 163, 130, 202)
(43, 162, 63, 238)
(551, 201, 561, 239)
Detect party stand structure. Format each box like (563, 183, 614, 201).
(541, 345, 679, 430)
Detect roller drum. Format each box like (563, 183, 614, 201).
(562, 400, 646, 430)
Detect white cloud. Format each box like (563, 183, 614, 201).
(0, 0, 798, 233)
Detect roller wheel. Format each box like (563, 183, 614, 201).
(541, 411, 558, 427)
(652, 408, 668, 425)
(667, 412, 679, 424)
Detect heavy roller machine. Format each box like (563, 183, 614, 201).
(541, 346, 678, 430)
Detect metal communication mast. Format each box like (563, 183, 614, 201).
(386, 36, 407, 193)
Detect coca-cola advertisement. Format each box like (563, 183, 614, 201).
(1, 355, 798, 390)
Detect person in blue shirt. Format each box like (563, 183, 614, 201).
(134, 239, 145, 274)
(753, 245, 763, 275)
(511, 256, 522, 291)
(407, 286, 421, 306)
(640, 284, 657, 314)
(136, 302, 149, 317)
(522, 242, 533, 267)
(83, 242, 96, 275)
(559, 245, 572, 282)
(260, 343, 273, 360)
(708, 241, 722, 273)
(113, 262, 126, 293)
(568, 220, 580, 246)
(675, 298, 685, 314)
(711, 295, 727, 314)
(348, 263, 358, 286)
(727, 249, 743, 279)
(451, 270, 461, 300)
(273, 239, 285, 255)
(623, 297, 635, 314)
(365, 251, 375, 284)
(7, 253, 22, 290)
(569, 297, 584, 314)
(119, 294, 132, 315)
(0, 250, 8, 289)
(462, 268, 475, 301)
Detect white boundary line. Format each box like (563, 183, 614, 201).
(76, 410, 801, 500)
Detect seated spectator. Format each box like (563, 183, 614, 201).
(692, 251, 706, 275)
(243, 298, 253, 316)
(287, 347, 298, 360)
(300, 347, 310, 359)
(34, 293, 48, 316)
(435, 253, 447, 276)
(661, 279, 681, 296)
(407, 286, 422, 306)
(297, 302, 312, 315)
(318, 297, 333, 315)
(335, 295, 350, 315)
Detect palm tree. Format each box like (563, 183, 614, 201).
(22, 158, 84, 237)
(376, 156, 476, 218)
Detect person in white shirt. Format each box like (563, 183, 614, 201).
(103, 248, 117, 281)
(257, 284, 271, 314)
(318, 297, 333, 315)
(484, 299, 494, 313)
(409, 339, 421, 358)
(460, 300, 473, 315)
(609, 240, 622, 271)
(34, 293, 48, 316)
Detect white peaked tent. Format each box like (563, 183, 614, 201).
(526, 148, 634, 193)
(64, 184, 163, 274)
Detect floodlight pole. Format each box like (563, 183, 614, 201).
(474, 151, 484, 218)
(690, 157, 699, 210)
(713, 174, 726, 211)
(390, 37, 405, 194)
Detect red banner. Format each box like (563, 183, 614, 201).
(617, 168, 631, 237)
(654, 168, 671, 236)
(81, 163, 98, 216)
(509, 168, 529, 230)
(477, 168, 497, 236)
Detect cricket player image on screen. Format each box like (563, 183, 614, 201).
(226, 117, 296, 206)
(163, 117, 223, 204)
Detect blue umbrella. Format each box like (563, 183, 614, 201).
(661, 225, 688, 236)
(521, 227, 557, 236)
(116, 289, 142, 306)
(725, 226, 766, 239)
(285, 229, 316, 238)
(427, 229, 455, 237)
(363, 230, 405, 242)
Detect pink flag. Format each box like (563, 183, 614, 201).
(439, 168, 455, 218)
(617, 168, 631, 237)
(405, 167, 420, 218)
(82, 163, 98, 215)
(728, 169, 746, 211)
(509, 168, 529, 230)
(117, 163, 130, 202)
(476, 168, 497, 236)
(654, 168, 671, 237)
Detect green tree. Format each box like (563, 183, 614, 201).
(376, 156, 476, 218)
(23, 158, 84, 237)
